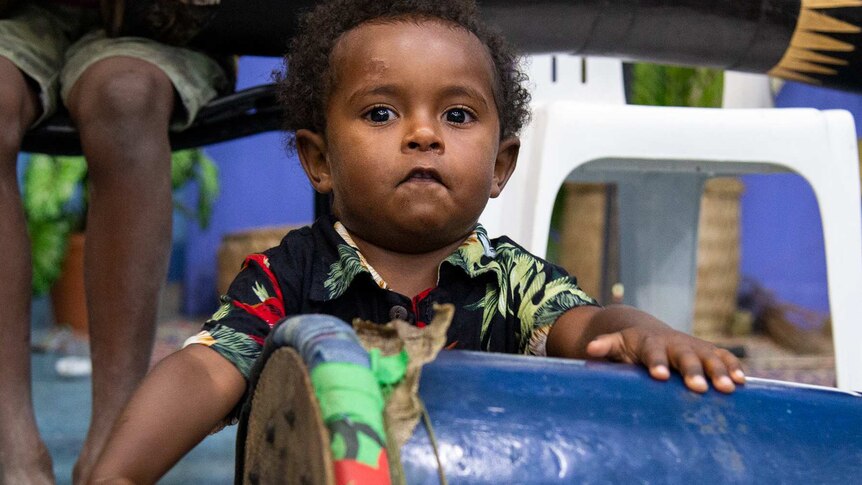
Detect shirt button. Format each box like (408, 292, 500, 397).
(389, 305, 409, 321)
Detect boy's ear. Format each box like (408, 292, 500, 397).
(490, 136, 520, 198)
(295, 129, 332, 193)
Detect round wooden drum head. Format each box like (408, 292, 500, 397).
(243, 347, 334, 485)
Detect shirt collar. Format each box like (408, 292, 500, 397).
(312, 218, 499, 302)
(331, 221, 390, 291)
(440, 224, 499, 278)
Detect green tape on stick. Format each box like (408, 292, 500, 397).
(312, 362, 386, 465)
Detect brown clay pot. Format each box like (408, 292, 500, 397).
(50, 232, 88, 337)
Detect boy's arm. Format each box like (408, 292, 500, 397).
(90, 344, 246, 484)
(546, 304, 745, 394)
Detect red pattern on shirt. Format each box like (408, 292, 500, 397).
(411, 287, 434, 328)
(232, 254, 286, 326)
(232, 299, 284, 327)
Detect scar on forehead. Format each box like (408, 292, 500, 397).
(363, 58, 388, 75)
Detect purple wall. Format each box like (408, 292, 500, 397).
(182, 56, 314, 315)
(740, 82, 862, 315)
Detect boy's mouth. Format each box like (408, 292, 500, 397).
(402, 168, 444, 185)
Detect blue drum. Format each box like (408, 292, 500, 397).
(403, 351, 862, 483)
(239, 347, 862, 484)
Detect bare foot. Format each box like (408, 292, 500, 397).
(0, 439, 55, 485)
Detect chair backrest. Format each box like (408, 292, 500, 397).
(482, 54, 625, 238)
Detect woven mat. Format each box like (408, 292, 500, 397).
(712, 334, 836, 387)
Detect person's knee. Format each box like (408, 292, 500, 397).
(0, 105, 25, 158)
(0, 83, 35, 155)
(68, 62, 174, 128)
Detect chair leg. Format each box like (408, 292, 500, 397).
(813, 173, 862, 391)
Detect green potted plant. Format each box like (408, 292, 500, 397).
(628, 63, 723, 108)
(23, 149, 220, 335)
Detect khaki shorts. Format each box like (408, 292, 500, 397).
(0, 1, 229, 129)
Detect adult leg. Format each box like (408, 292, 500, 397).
(65, 56, 175, 484)
(0, 57, 54, 485)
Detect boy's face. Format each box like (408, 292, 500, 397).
(296, 19, 519, 253)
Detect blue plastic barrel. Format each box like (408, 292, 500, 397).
(402, 351, 862, 484)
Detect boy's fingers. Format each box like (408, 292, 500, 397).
(585, 335, 612, 358)
(586, 333, 631, 362)
(716, 347, 746, 384)
(701, 353, 735, 394)
(670, 348, 708, 393)
(637, 337, 670, 380)
(648, 363, 670, 381)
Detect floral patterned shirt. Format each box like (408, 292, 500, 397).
(185, 215, 598, 379)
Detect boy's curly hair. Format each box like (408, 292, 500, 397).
(276, 0, 531, 145)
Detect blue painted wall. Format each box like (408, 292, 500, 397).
(182, 56, 314, 315)
(740, 82, 862, 316)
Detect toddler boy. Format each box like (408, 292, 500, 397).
(89, 1, 744, 482)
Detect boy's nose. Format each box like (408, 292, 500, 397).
(403, 125, 444, 154)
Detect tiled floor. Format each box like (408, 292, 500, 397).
(30, 297, 236, 485)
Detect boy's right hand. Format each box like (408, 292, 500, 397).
(547, 305, 745, 394)
(585, 324, 745, 394)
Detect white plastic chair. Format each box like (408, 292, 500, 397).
(482, 55, 862, 391)
(722, 71, 775, 109)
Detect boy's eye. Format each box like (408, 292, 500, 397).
(445, 108, 474, 124)
(365, 107, 397, 123)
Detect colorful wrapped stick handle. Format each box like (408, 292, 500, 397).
(272, 315, 392, 485)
